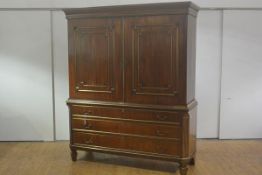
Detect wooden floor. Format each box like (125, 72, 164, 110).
(0, 139, 261, 175)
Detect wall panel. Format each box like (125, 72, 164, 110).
(52, 11, 70, 140)
(195, 10, 222, 138)
(220, 10, 262, 139)
(0, 11, 53, 141)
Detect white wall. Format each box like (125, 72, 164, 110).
(52, 11, 69, 140)
(0, 11, 54, 141)
(196, 10, 222, 138)
(220, 10, 262, 139)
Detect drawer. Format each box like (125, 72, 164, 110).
(123, 109, 182, 124)
(72, 118, 181, 139)
(72, 132, 181, 156)
(70, 105, 122, 118)
(70, 105, 182, 124)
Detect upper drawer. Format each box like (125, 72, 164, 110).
(123, 108, 181, 124)
(70, 105, 122, 118)
(70, 105, 182, 124)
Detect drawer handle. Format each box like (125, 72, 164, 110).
(83, 120, 92, 129)
(83, 111, 92, 115)
(85, 138, 93, 144)
(156, 130, 168, 136)
(156, 115, 168, 120)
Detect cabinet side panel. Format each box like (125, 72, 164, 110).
(186, 15, 197, 103)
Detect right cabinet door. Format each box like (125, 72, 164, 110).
(124, 15, 186, 105)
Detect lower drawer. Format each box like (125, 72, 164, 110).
(72, 132, 181, 156)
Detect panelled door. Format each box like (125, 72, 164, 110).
(68, 18, 123, 101)
(124, 16, 185, 105)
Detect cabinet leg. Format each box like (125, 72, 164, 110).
(179, 162, 188, 175)
(189, 157, 195, 165)
(70, 148, 77, 161)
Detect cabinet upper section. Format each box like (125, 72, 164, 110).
(64, 2, 198, 106)
(63, 2, 199, 19)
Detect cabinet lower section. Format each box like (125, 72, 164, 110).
(68, 100, 197, 175)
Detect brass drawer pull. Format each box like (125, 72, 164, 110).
(156, 115, 168, 120)
(156, 130, 168, 136)
(85, 138, 93, 144)
(83, 120, 92, 129)
(83, 111, 92, 115)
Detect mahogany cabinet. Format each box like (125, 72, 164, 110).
(64, 2, 198, 175)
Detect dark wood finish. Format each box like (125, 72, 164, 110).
(71, 104, 183, 123)
(123, 109, 182, 124)
(124, 15, 186, 105)
(72, 132, 181, 156)
(180, 160, 189, 175)
(71, 105, 122, 118)
(68, 18, 123, 101)
(67, 98, 197, 111)
(189, 156, 195, 165)
(64, 2, 198, 175)
(63, 2, 198, 18)
(72, 118, 181, 139)
(70, 146, 77, 161)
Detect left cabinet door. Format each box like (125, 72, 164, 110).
(68, 18, 123, 101)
